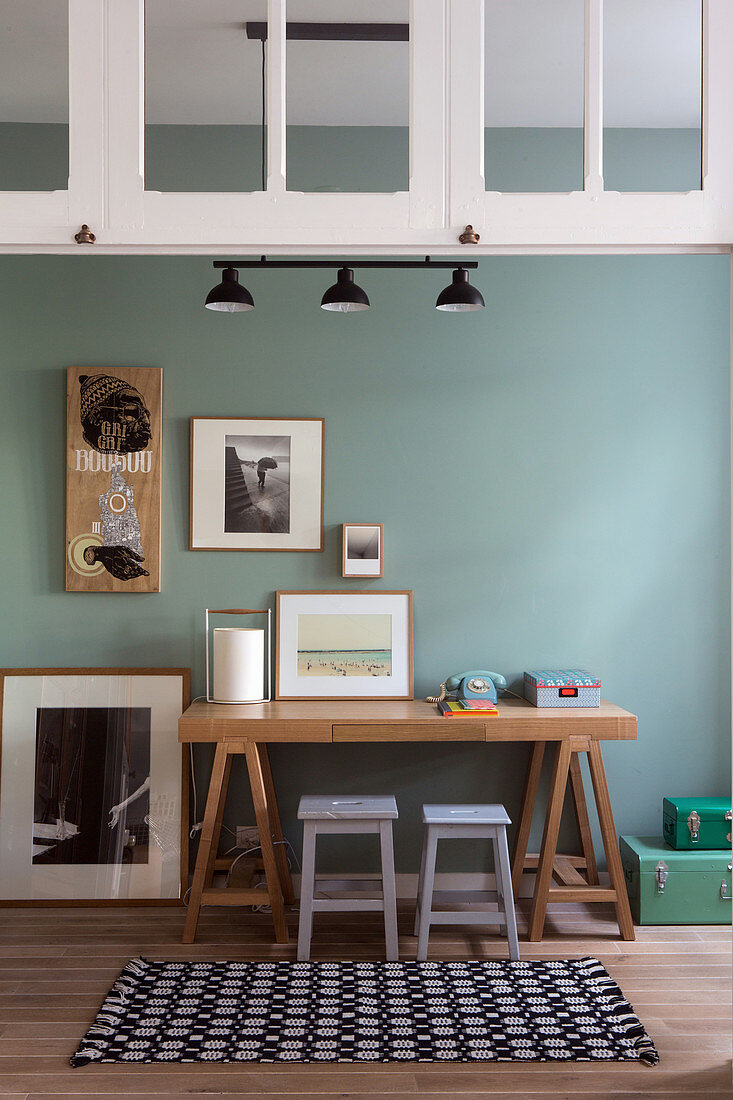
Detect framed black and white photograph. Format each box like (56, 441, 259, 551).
(190, 417, 324, 551)
(276, 591, 413, 700)
(342, 523, 383, 577)
(0, 668, 189, 903)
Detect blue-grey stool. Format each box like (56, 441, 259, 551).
(297, 795, 399, 961)
(414, 804, 520, 962)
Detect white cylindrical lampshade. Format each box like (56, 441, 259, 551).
(212, 628, 265, 703)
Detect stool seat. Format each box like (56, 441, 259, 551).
(422, 803, 511, 826)
(299, 795, 398, 819)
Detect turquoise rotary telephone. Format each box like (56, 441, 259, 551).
(427, 670, 507, 705)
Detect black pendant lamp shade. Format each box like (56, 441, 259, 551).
(435, 267, 485, 312)
(320, 266, 370, 312)
(205, 267, 255, 312)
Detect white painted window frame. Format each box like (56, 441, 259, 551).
(449, 0, 733, 250)
(0, 0, 732, 250)
(0, 0, 104, 244)
(104, 0, 445, 249)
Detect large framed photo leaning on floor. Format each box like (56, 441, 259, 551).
(189, 416, 324, 551)
(0, 668, 189, 904)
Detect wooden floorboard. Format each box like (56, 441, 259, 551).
(0, 904, 729, 1099)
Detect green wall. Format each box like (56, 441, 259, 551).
(0, 253, 729, 873)
(0, 124, 702, 194)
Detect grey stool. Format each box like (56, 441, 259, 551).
(414, 804, 520, 962)
(297, 795, 399, 961)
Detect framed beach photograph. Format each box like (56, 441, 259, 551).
(190, 416, 324, 551)
(342, 524, 383, 578)
(0, 668, 189, 904)
(276, 590, 413, 700)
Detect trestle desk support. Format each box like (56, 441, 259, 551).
(182, 741, 294, 945)
(510, 736, 635, 941)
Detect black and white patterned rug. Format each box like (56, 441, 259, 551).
(71, 956, 658, 1067)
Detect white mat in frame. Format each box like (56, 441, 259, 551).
(0, 668, 189, 903)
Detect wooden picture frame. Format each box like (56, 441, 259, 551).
(190, 416, 324, 551)
(276, 590, 413, 700)
(0, 668, 189, 905)
(342, 524, 383, 578)
(66, 366, 162, 592)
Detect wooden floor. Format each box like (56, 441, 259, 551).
(0, 901, 729, 1099)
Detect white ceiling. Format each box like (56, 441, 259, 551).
(0, 0, 702, 128)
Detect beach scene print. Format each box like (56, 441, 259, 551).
(297, 613, 392, 677)
(224, 434, 291, 534)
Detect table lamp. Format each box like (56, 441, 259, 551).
(205, 608, 272, 704)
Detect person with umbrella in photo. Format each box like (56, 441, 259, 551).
(257, 455, 278, 490)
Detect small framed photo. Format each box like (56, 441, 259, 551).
(190, 416, 324, 551)
(0, 668, 189, 904)
(342, 523, 383, 578)
(276, 590, 413, 700)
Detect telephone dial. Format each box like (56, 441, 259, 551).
(426, 670, 507, 706)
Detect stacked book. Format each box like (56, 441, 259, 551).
(437, 698, 498, 717)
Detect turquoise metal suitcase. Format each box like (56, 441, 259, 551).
(619, 835, 732, 924)
(662, 796, 732, 849)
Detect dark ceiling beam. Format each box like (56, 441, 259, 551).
(245, 22, 409, 43)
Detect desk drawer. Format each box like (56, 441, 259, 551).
(333, 723, 485, 742)
(210, 723, 332, 742)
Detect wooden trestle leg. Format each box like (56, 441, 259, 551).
(528, 739, 574, 941)
(245, 743, 289, 944)
(514, 736, 635, 942)
(183, 742, 231, 944)
(587, 739, 635, 941)
(182, 741, 290, 946)
(511, 741, 545, 897)
(257, 743, 295, 905)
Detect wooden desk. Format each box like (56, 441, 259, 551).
(178, 698, 637, 945)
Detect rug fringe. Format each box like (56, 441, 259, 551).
(70, 956, 148, 1067)
(577, 956, 659, 1066)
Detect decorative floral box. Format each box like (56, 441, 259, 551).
(524, 669, 601, 708)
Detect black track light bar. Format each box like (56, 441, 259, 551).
(245, 22, 409, 42)
(212, 257, 478, 271)
(205, 259, 485, 313)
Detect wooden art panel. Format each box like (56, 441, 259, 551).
(65, 366, 162, 592)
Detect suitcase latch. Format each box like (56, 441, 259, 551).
(655, 860, 669, 894)
(687, 810, 701, 842)
(720, 869, 732, 901)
